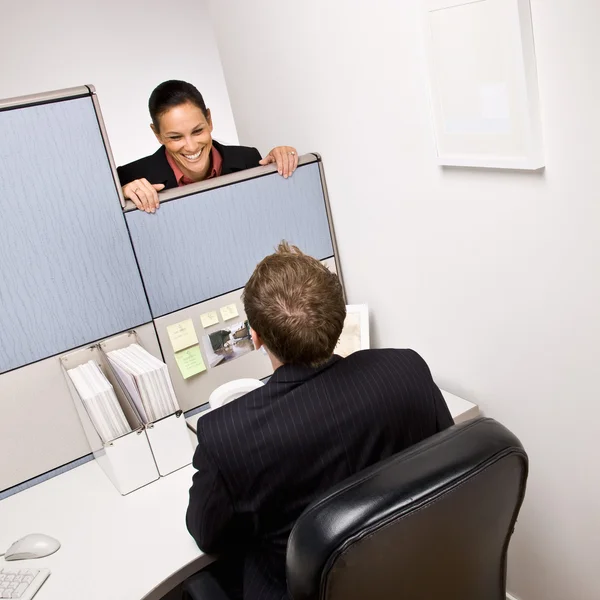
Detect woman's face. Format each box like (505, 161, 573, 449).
(152, 102, 214, 181)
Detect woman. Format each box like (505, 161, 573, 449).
(117, 80, 298, 213)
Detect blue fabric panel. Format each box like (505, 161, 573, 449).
(0, 98, 151, 373)
(126, 162, 334, 317)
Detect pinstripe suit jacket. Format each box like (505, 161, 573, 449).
(186, 349, 453, 600)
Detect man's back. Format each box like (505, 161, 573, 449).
(187, 348, 453, 600)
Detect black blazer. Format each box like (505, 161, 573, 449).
(186, 349, 453, 600)
(116, 140, 262, 190)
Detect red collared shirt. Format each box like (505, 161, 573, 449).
(165, 145, 223, 186)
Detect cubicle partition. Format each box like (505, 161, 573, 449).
(0, 89, 150, 374)
(0, 86, 342, 496)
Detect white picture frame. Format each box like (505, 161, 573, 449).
(336, 304, 370, 358)
(422, 0, 544, 170)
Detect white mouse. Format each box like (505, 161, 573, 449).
(4, 533, 61, 561)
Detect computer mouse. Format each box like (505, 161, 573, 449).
(4, 533, 61, 561)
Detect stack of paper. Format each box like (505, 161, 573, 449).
(106, 344, 180, 423)
(67, 360, 132, 443)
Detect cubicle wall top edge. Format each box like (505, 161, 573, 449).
(122, 152, 322, 213)
(0, 85, 94, 112)
(0, 84, 126, 209)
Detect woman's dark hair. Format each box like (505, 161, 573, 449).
(148, 80, 207, 130)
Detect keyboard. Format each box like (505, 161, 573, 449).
(0, 568, 50, 599)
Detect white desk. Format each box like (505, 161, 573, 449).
(0, 391, 477, 600)
(0, 461, 210, 600)
(441, 390, 480, 424)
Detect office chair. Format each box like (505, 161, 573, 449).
(183, 417, 527, 600)
(286, 417, 528, 600)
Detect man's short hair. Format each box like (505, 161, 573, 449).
(243, 242, 346, 367)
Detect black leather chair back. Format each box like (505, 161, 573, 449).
(286, 418, 528, 600)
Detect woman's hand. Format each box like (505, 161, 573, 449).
(122, 178, 165, 213)
(259, 146, 298, 179)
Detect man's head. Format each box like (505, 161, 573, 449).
(243, 242, 346, 368)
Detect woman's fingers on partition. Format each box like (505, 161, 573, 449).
(284, 146, 298, 176)
(264, 147, 286, 178)
(139, 179, 160, 211)
(151, 183, 165, 210)
(260, 147, 298, 178)
(123, 179, 159, 213)
(272, 148, 285, 176)
(273, 146, 298, 178)
(258, 155, 275, 166)
(123, 182, 144, 211)
(264, 148, 284, 175)
(128, 192, 143, 211)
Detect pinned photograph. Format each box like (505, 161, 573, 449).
(202, 320, 255, 368)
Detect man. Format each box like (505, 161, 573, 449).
(185, 243, 453, 600)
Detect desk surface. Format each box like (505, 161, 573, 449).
(0, 460, 210, 600)
(0, 390, 477, 600)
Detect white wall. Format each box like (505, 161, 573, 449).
(209, 1, 600, 599)
(0, 0, 238, 167)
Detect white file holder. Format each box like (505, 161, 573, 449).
(144, 411, 193, 476)
(100, 331, 193, 477)
(60, 345, 159, 495)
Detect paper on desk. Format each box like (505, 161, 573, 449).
(128, 344, 178, 417)
(200, 310, 220, 328)
(167, 319, 199, 352)
(175, 345, 207, 379)
(106, 344, 180, 423)
(220, 303, 239, 322)
(108, 354, 148, 423)
(67, 361, 132, 443)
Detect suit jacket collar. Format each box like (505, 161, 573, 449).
(212, 140, 253, 175)
(268, 355, 343, 385)
(155, 140, 250, 184)
(151, 146, 178, 189)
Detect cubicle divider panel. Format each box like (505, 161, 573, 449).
(0, 95, 151, 374)
(126, 161, 334, 318)
(0, 322, 161, 495)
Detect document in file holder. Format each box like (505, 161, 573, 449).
(66, 360, 132, 443)
(106, 343, 179, 423)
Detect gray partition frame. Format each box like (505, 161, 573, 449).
(0, 86, 92, 109)
(0, 85, 126, 209)
(123, 153, 346, 302)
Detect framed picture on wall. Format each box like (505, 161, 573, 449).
(421, 0, 544, 170)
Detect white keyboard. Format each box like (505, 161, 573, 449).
(0, 568, 50, 599)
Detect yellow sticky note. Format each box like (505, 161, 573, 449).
(200, 310, 219, 328)
(174, 345, 206, 379)
(220, 303, 239, 321)
(166, 319, 198, 353)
